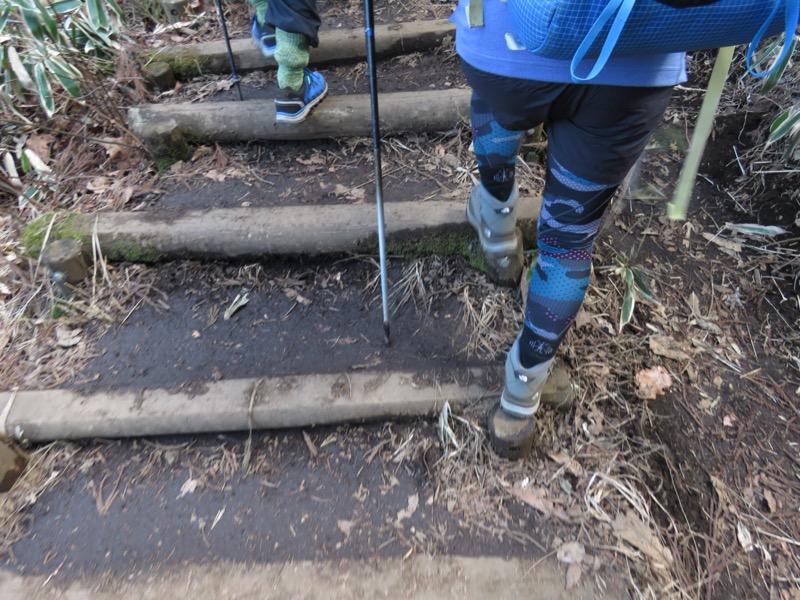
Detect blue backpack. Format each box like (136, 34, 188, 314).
(507, 0, 799, 81)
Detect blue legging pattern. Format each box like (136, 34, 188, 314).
(471, 93, 522, 202)
(471, 96, 616, 367)
(521, 156, 615, 365)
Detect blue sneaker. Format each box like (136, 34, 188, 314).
(275, 68, 328, 124)
(251, 16, 276, 58)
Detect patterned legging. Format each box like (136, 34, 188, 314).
(471, 95, 616, 368)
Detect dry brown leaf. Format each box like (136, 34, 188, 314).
(764, 489, 779, 513)
(55, 325, 81, 348)
(396, 493, 419, 525)
(204, 170, 227, 182)
(574, 309, 592, 329)
(512, 487, 553, 517)
(284, 288, 312, 305)
(557, 541, 585, 565)
(566, 563, 582, 590)
(547, 451, 586, 478)
(302, 431, 318, 458)
(635, 366, 672, 400)
(612, 511, 673, 570)
(97, 137, 128, 161)
(649, 335, 691, 361)
(26, 134, 54, 163)
(87, 176, 111, 193)
(333, 184, 365, 202)
(337, 519, 357, 540)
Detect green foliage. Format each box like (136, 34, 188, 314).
(0, 0, 126, 119)
(599, 251, 655, 332)
(758, 34, 800, 162)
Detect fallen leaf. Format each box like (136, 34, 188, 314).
(97, 136, 128, 161)
(635, 366, 673, 400)
(396, 493, 419, 525)
(557, 541, 585, 565)
(337, 519, 357, 540)
(284, 288, 311, 305)
(177, 478, 198, 499)
(701, 231, 742, 253)
(649, 335, 691, 361)
(302, 431, 318, 458)
(547, 451, 586, 478)
(512, 487, 553, 517)
(204, 169, 227, 182)
(737, 520, 754, 552)
(764, 489, 778, 513)
(87, 176, 111, 193)
(612, 511, 673, 570)
(55, 325, 81, 348)
(722, 414, 736, 427)
(26, 134, 54, 163)
(332, 184, 366, 202)
(574, 309, 592, 329)
(223, 292, 249, 320)
(566, 563, 582, 590)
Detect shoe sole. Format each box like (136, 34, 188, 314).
(488, 404, 536, 460)
(275, 84, 329, 124)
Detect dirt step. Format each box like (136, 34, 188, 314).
(130, 89, 470, 156)
(148, 19, 455, 77)
(25, 196, 541, 262)
(0, 555, 626, 599)
(1, 369, 494, 442)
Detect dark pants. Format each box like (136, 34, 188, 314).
(266, 0, 321, 47)
(461, 59, 673, 366)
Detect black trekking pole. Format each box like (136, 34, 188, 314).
(363, 0, 391, 345)
(214, 0, 244, 100)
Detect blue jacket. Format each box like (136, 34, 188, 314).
(452, 0, 687, 87)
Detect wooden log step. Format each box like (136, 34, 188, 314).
(147, 19, 455, 77)
(129, 89, 470, 152)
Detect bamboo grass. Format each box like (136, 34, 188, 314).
(667, 46, 735, 220)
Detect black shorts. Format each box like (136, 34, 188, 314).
(461, 59, 674, 186)
(267, 0, 321, 47)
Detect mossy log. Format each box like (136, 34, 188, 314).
(129, 89, 470, 152)
(21, 197, 542, 263)
(148, 19, 454, 79)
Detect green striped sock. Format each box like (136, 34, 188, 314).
(275, 29, 310, 91)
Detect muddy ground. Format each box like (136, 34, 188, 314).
(2, 0, 800, 598)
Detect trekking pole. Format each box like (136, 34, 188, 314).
(363, 0, 391, 345)
(213, 0, 244, 101)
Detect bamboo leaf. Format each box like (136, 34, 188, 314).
(761, 36, 797, 95)
(45, 57, 81, 97)
(86, 0, 109, 30)
(106, 0, 126, 20)
(0, 4, 11, 34)
(49, 0, 82, 14)
(725, 223, 788, 237)
(34, 62, 55, 117)
(32, 0, 59, 40)
(631, 268, 654, 302)
(620, 288, 635, 331)
(20, 6, 46, 41)
(7, 45, 35, 90)
(767, 107, 800, 145)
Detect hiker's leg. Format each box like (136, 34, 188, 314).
(517, 84, 673, 369)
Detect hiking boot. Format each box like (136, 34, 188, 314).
(466, 183, 524, 286)
(251, 16, 276, 58)
(275, 68, 328, 124)
(489, 337, 554, 460)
